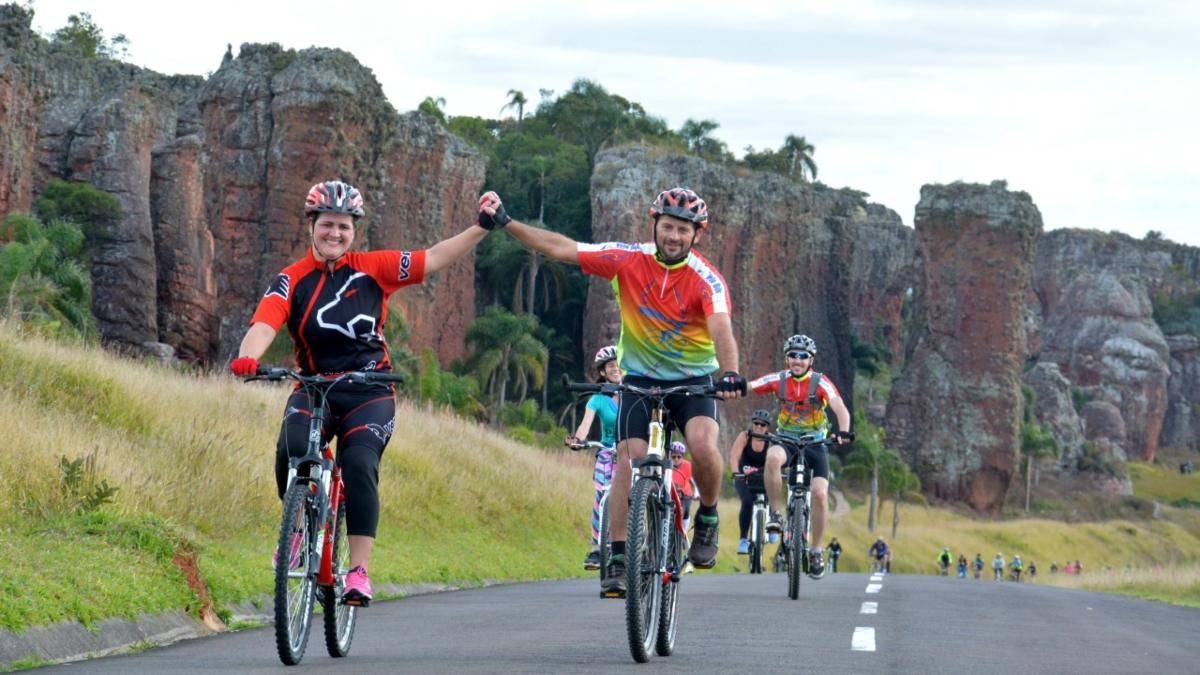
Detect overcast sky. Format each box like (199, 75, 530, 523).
(24, 0, 1200, 246)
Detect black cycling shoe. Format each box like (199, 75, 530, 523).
(601, 559, 627, 598)
(688, 514, 719, 569)
(808, 549, 826, 578)
(583, 550, 601, 571)
(766, 511, 783, 533)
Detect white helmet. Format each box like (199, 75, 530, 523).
(593, 345, 617, 366)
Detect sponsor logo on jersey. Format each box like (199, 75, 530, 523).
(398, 250, 413, 282)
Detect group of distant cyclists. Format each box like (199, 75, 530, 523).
(228, 178, 856, 606)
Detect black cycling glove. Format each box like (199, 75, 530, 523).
(478, 201, 512, 230)
(835, 430, 856, 443)
(715, 371, 747, 395)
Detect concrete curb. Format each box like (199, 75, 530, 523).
(0, 581, 502, 669)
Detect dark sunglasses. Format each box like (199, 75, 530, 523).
(786, 351, 812, 360)
(671, 453, 684, 458)
(751, 421, 768, 427)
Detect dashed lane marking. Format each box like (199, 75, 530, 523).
(870, 574, 884, 582)
(852, 627, 876, 652)
(865, 583, 882, 593)
(860, 601, 878, 614)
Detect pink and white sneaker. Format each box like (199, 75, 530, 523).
(341, 565, 373, 606)
(272, 531, 304, 570)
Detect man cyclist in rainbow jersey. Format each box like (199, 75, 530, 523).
(481, 186, 746, 597)
(747, 334, 851, 577)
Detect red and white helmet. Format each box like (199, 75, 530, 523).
(304, 180, 365, 218)
(649, 187, 708, 229)
(593, 345, 617, 366)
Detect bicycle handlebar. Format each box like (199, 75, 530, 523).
(566, 440, 608, 452)
(244, 367, 406, 386)
(563, 376, 718, 399)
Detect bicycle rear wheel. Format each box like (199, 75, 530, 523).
(750, 508, 765, 574)
(655, 501, 682, 656)
(787, 503, 808, 600)
(625, 478, 662, 663)
(598, 492, 611, 581)
(322, 500, 357, 657)
(275, 482, 317, 665)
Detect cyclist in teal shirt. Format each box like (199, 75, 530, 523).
(567, 345, 621, 570)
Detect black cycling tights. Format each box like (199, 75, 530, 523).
(734, 479, 762, 539)
(274, 384, 396, 538)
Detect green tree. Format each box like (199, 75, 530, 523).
(465, 305, 549, 420)
(417, 96, 447, 123)
(35, 179, 121, 241)
(680, 119, 719, 157)
(841, 413, 887, 532)
(0, 213, 93, 338)
(783, 134, 817, 182)
(1020, 386, 1059, 512)
(51, 12, 129, 60)
(501, 89, 528, 122)
(878, 450, 922, 538)
(415, 348, 486, 419)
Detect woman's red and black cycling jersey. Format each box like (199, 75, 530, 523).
(250, 248, 426, 375)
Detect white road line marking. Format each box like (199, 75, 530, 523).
(860, 601, 878, 614)
(866, 583, 882, 593)
(870, 574, 883, 582)
(852, 627, 876, 651)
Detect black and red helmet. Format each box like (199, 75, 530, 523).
(304, 180, 365, 218)
(649, 187, 708, 228)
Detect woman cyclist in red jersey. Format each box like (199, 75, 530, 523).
(230, 180, 495, 605)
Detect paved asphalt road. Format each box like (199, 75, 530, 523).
(52, 571, 1199, 673)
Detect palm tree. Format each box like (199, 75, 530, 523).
(680, 119, 720, 157)
(465, 305, 548, 422)
(878, 451, 922, 538)
(782, 134, 817, 182)
(841, 419, 886, 532)
(1020, 423, 1058, 513)
(417, 96, 447, 123)
(501, 89, 528, 122)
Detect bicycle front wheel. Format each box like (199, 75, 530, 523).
(625, 478, 662, 663)
(787, 503, 808, 600)
(750, 508, 765, 575)
(598, 492, 611, 581)
(275, 482, 317, 665)
(655, 503, 682, 657)
(322, 500, 357, 657)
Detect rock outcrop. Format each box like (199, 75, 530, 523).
(1023, 362, 1086, 466)
(1162, 334, 1200, 451)
(585, 146, 915, 431)
(886, 181, 1042, 513)
(1029, 230, 1200, 461)
(0, 6, 485, 364)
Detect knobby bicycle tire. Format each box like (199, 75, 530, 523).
(625, 478, 662, 663)
(598, 492, 611, 581)
(787, 502, 807, 600)
(655, 497, 682, 657)
(275, 482, 317, 665)
(750, 508, 765, 575)
(322, 500, 357, 657)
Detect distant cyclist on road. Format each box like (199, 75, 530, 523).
(828, 537, 843, 573)
(973, 553, 984, 580)
(485, 186, 747, 596)
(1010, 554, 1024, 582)
(670, 441, 699, 535)
(956, 554, 968, 578)
(993, 552, 1006, 581)
(746, 334, 852, 577)
(566, 345, 621, 571)
(869, 537, 891, 573)
(230, 180, 491, 605)
(937, 546, 952, 576)
(729, 409, 778, 554)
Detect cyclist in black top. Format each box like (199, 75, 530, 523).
(230, 180, 493, 604)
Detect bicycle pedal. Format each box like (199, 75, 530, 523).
(600, 589, 626, 599)
(341, 596, 370, 607)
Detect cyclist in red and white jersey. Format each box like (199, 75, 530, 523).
(746, 334, 852, 577)
(480, 187, 746, 596)
(230, 180, 493, 605)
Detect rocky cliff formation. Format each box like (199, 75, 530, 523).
(0, 5, 484, 364)
(886, 181, 1042, 513)
(1029, 230, 1200, 460)
(585, 146, 916, 430)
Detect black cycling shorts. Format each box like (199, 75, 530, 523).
(776, 435, 830, 481)
(616, 374, 719, 443)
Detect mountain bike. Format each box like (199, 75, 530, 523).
(732, 473, 769, 574)
(244, 367, 404, 666)
(566, 377, 718, 663)
(568, 439, 615, 579)
(750, 430, 828, 600)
